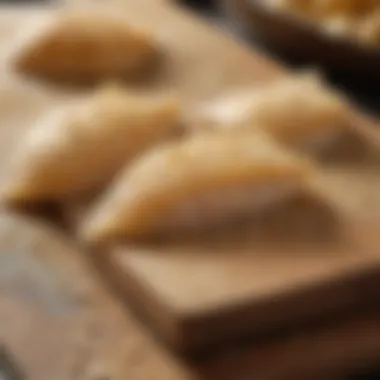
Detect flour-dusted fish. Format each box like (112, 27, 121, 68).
(12, 11, 159, 83)
(2, 84, 180, 204)
(190, 73, 350, 152)
(83, 131, 314, 242)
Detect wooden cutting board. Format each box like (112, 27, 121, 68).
(64, 0, 380, 354)
(2, 210, 380, 380)
(2, 0, 380, 361)
(202, 309, 380, 380)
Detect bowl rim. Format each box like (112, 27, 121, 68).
(239, 0, 380, 57)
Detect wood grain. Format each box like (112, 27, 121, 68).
(0, 211, 196, 380)
(1, 211, 380, 380)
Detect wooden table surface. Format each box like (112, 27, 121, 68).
(0, 1, 380, 379)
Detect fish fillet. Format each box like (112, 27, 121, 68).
(83, 131, 314, 242)
(2, 84, 181, 204)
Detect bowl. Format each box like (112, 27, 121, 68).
(221, 0, 380, 79)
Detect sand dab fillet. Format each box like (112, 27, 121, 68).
(190, 73, 351, 152)
(2, 84, 180, 204)
(12, 11, 159, 82)
(83, 132, 314, 243)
